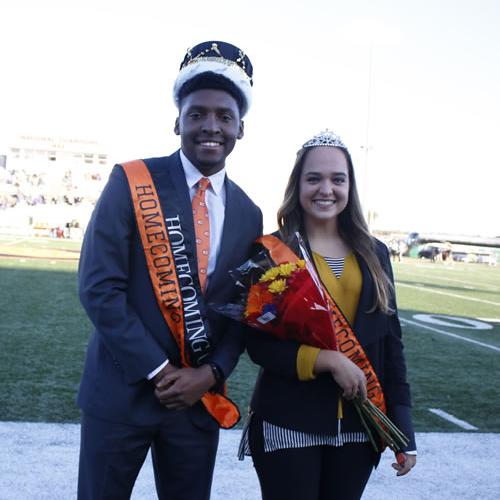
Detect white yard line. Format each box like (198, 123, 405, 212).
(4, 237, 27, 246)
(478, 318, 500, 323)
(400, 317, 500, 352)
(414, 264, 458, 270)
(428, 408, 478, 431)
(396, 282, 500, 307)
(431, 276, 499, 291)
(396, 272, 500, 292)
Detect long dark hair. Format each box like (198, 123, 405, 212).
(277, 145, 394, 314)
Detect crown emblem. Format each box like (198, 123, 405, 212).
(302, 129, 347, 149)
(179, 42, 251, 82)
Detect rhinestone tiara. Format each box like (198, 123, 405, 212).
(302, 129, 347, 149)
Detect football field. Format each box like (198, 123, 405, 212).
(1, 234, 499, 433)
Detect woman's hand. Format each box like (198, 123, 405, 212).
(392, 452, 417, 476)
(314, 350, 367, 400)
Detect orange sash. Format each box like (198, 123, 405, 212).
(258, 234, 387, 415)
(121, 160, 240, 429)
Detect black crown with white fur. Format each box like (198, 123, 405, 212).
(173, 41, 253, 116)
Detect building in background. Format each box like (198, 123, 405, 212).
(0, 135, 111, 238)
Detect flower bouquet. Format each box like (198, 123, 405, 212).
(214, 233, 408, 454)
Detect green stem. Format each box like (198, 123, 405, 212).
(354, 401, 379, 452)
(363, 400, 409, 446)
(354, 398, 409, 452)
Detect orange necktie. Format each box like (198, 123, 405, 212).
(192, 177, 210, 292)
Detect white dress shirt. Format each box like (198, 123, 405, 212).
(147, 151, 227, 380)
(179, 149, 227, 279)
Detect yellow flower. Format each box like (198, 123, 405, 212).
(268, 279, 287, 294)
(277, 262, 296, 277)
(259, 267, 281, 282)
(259, 261, 305, 282)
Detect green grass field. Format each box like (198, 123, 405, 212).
(1, 235, 499, 433)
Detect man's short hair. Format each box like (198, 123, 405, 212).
(177, 72, 245, 114)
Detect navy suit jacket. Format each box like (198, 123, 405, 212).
(77, 151, 262, 429)
(246, 239, 416, 453)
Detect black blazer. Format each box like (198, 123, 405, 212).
(246, 238, 416, 452)
(78, 151, 262, 429)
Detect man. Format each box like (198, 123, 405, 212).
(77, 41, 262, 499)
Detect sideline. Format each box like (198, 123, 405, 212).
(0, 422, 499, 500)
(4, 237, 27, 246)
(395, 269, 500, 292)
(396, 282, 500, 307)
(422, 275, 499, 292)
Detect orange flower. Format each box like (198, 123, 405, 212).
(245, 283, 274, 317)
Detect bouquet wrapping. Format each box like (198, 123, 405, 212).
(238, 258, 337, 351)
(214, 233, 408, 453)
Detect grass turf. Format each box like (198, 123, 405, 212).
(1, 237, 499, 433)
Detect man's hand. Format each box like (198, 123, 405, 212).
(152, 362, 179, 387)
(154, 365, 216, 410)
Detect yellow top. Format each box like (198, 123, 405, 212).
(313, 252, 362, 325)
(296, 344, 321, 381)
(296, 252, 363, 381)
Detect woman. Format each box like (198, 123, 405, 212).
(244, 130, 417, 500)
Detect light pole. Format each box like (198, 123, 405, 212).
(362, 45, 373, 229)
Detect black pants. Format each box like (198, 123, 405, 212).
(249, 416, 374, 500)
(78, 411, 219, 500)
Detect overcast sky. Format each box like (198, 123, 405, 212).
(1, 0, 499, 236)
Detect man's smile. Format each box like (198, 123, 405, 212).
(197, 141, 223, 148)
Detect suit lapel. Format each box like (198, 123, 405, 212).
(206, 178, 240, 295)
(353, 254, 374, 344)
(150, 151, 198, 281)
(160, 152, 195, 236)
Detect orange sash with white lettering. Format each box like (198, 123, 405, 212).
(122, 160, 240, 429)
(258, 234, 387, 415)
